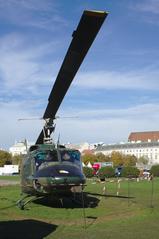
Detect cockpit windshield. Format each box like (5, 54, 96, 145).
(35, 150, 58, 169)
(60, 150, 81, 165)
(34, 149, 81, 170)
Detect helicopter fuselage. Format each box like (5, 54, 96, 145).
(21, 144, 86, 196)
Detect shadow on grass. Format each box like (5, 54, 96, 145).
(0, 219, 57, 239)
(87, 192, 135, 199)
(86, 216, 98, 228)
(33, 193, 100, 209)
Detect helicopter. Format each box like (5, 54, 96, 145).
(17, 10, 108, 209)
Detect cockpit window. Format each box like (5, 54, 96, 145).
(35, 150, 58, 169)
(60, 150, 81, 164)
(45, 151, 58, 162)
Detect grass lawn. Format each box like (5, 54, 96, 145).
(0, 177, 159, 239)
(0, 175, 20, 181)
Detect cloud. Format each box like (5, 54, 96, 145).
(134, 0, 159, 14)
(1, 33, 159, 149)
(0, 0, 67, 30)
(74, 67, 159, 90)
(131, 0, 159, 25)
(55, 103, 159, 144)
(59, 103, 159, 120)
(0, 33, 62, 102)
(0, 100, 44, 149)
(1, 98, 159, 149)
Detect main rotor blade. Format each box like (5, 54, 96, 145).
(36, 10, 108, 144)
(43, 10, 108, 119)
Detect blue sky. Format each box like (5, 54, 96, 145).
(0, 0, 159, 149)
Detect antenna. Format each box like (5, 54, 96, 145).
(24, 139, 28, 152)
(56, 133, 66, 149)
(57, 133, 60, 146)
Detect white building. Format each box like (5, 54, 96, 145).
(9, 140, 33, 156)
(64, 142, 95, 153)
(95, 141, 159, 167)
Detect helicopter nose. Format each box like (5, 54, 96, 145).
(35, 163, 84, 179)
(33, 164, 86, 193)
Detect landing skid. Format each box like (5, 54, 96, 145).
(16, 188, 85, 210)
(16, 194, 43, 210)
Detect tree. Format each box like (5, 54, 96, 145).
(98, 166, 115, 179)
(11, 155, 23, 166)
(96, 153, 111, 162)
(150, 165, 159, 177)
(82, 154, 97, 165)
(121, 166, 140, 178)
(0, 150, 12, 166)
(95, 153, 105, 162)
(138, 156, 149, 168)
(83, 167, 94, 178)
(105, 155, 111, 162)
(111, 151, 124, 167)
(124, 155, 137, 167)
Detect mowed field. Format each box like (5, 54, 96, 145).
(0, 176, 159, 239)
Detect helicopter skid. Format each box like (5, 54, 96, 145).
(16, 194, 43, 210)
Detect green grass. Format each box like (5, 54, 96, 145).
(0, 178, 159, 238)
(0, 175, 20, 181)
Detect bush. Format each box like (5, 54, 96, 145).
(150, 165, 159, 177)
(121, 166, 140, 178)
(83, 167, 94, 178)
(98, 166, 115, 179)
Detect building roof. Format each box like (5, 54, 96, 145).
(95, 141, 159, 151)
(128, 131, 159, 142)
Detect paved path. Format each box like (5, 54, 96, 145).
(0, 180, 20, 186)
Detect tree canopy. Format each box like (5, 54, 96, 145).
(138, 156, 148, 167)
(0, 150, 12, 166)
(111, 151, 124, 167)
(12, 155, 23, 166)
(82, 151, 137, 167)
(82, 154, 97, 164)
(0, 150, 24, 167)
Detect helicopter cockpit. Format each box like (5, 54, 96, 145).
(34, 149, 81, 170)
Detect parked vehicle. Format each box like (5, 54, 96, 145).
(115, 166, 123, 177)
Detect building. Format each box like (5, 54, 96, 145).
(9, 140, 33, 156)
(94, 131, 159, 167)
(128, 131, 159, 142)
(64, 142, 95, 154)
(95, 141, 159, 167)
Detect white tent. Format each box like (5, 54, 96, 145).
(87, 162, 92, 168)
(82, 162, 86, 167)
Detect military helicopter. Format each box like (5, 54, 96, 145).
(17, 10, 108, 209)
